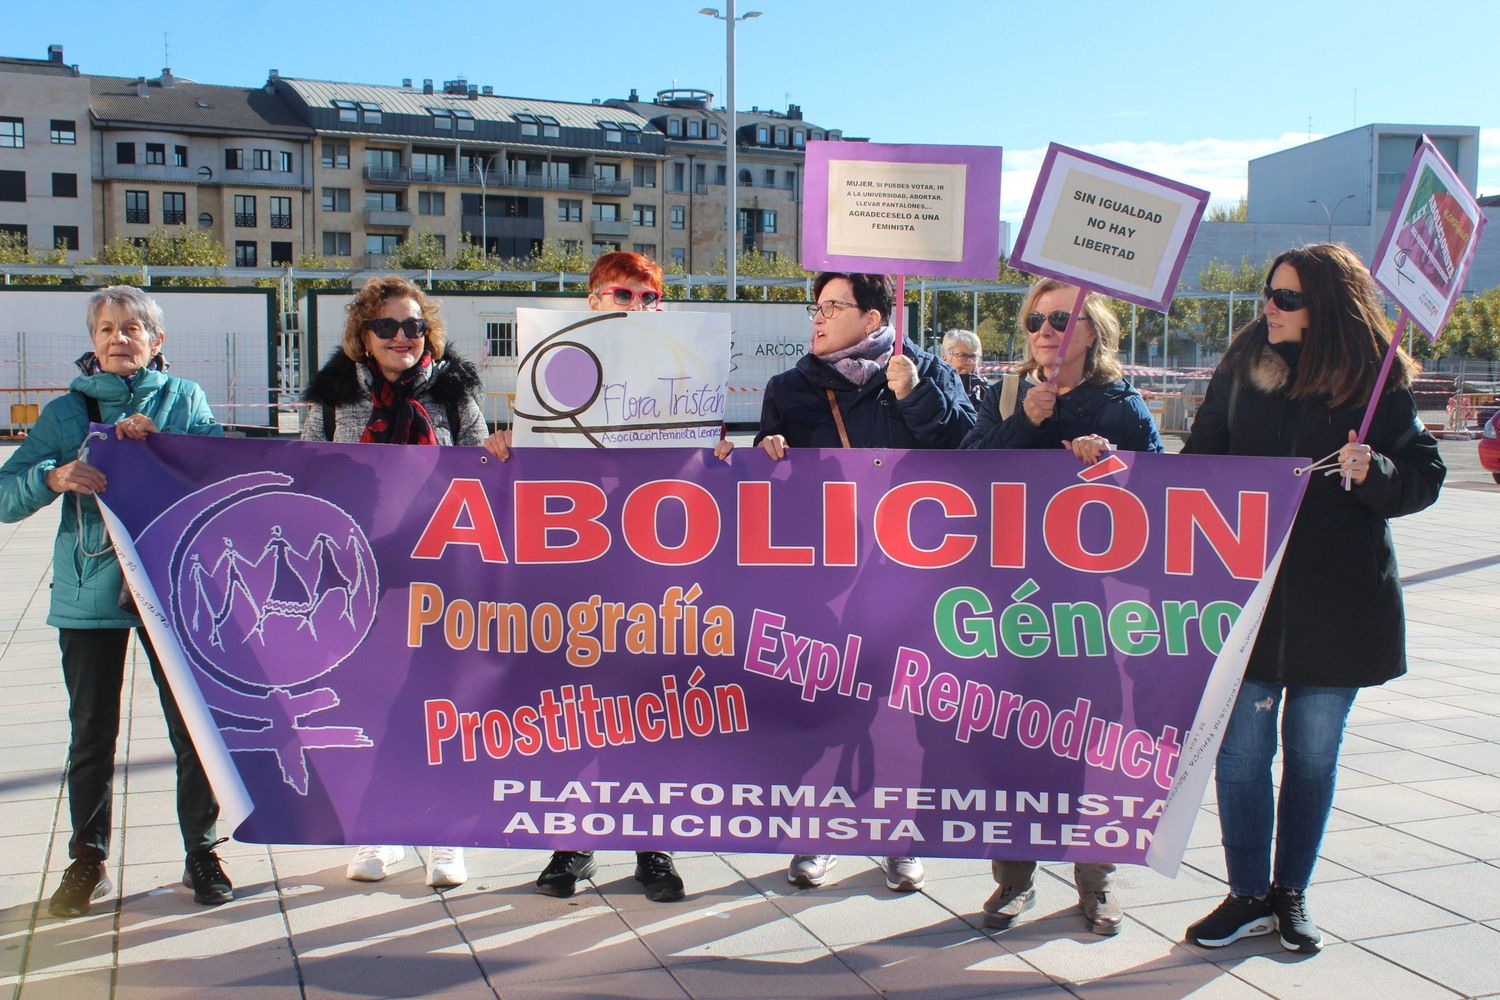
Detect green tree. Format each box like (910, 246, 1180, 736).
(1433, 286, 1500, 360)
(92, 229, 228, 286)
(386, 231, 449, 275)
(1206, 197, 1248, 222)
(1193, 255, 1273, 356)
(0, 231, 68, 284)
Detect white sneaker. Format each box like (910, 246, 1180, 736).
(425, 846, 467, 888)
(346, 845, 404, 881)
(884, 856, 926, 892)
(787, 854, 837, 887)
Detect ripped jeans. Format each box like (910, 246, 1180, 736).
(1214, 680, 1357, 897)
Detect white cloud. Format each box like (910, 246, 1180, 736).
(999, 132, 1323, 226)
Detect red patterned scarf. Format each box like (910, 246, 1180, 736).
(361, 354, 438, 445)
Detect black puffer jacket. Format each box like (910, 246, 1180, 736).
(755, 342, 975, 449)
(961, 377, 1163, 453)
(1183, 331, 1445, 687)
(300, 349, 488, 446)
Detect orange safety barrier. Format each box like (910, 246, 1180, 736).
(2, 387, 69, 439)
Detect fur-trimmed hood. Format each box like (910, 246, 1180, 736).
(302, 348, 482, 408)
(1247, 340, 1295, 394)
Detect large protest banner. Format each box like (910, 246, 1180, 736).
(93, 434, 1305, 874)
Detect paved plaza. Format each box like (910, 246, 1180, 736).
(2, 438, 1498, 999)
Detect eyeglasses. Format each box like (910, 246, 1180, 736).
(947, 351, 979, 361)
(805, 300, 861, 319)
(596, 285, 663, 308)
(1263, 285, 1306, 311)
(1025, 311, 1092, 334)
(364, 317, 429, 340)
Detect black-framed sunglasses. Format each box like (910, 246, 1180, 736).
(1025, 310, 1092, 334)
(364, 317, 429, 340)
(1263, 285, 1305, 311)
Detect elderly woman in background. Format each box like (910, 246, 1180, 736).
(941, 328, 988, 407)
(961, 279, 1162, 936)
(0, 285, 229, 918)
(302, 275, 486, 889)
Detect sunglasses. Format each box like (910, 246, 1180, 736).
(1025, 311, 1092, 334)
(364, 317, 429, 340)
(596, 285, 663, 308)
(1263, 285, 1305, 311)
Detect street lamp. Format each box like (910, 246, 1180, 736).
(477, 151, 501, 257)
(1308, 193, 1356, 242)
(700, 3, 761, 301)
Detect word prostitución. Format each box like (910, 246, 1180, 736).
(405, 478, 1273, 579)
(425, 667, 749, 764)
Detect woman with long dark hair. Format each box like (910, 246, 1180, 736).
(1183, 243, 1444, 954)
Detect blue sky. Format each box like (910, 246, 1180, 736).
(10, 0, 1498, 228)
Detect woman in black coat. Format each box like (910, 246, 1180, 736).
(1182, 243, 1445, 954)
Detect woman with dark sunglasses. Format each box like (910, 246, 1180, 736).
(1181, 244, 1444, 954)
(960, 278, 1161, 459)
(960, 277, 1160, 937)
(301, 275, 486, 890)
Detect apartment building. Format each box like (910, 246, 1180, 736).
(0, 45, 94, 259)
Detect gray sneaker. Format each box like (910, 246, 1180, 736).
(1079, 889, 1123, 935)
(884, 856, 926, 892)
(982, 883, 1036, 930)
(787, 854, 836, 887)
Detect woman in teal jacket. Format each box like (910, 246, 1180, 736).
(0, 286, 229, 918)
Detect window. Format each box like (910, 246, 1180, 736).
(0, 223, 26, 243)
(762, 209, 777, 233)
(811, 130, 824, 141)
(52, 172, 78, 198)
(0, 171, 24, 202)
(225, 148, 244, 170)
(600, 122, 623, 144)
(632, 204, 656, 227)
(174, 145, 188, 167)
(125, 189, 150, 224)
(50, 119, 76, 145)
(0, 117, 23, 148)
(278, 151, 293, 172)
(145, 142, 165, 165)
(271, 241, 294, 265)
(366, 233, 401, 255)
(670, 205, 685, 230)
(514, 113, 539, 137)
(321, 187, 350, 212)
(687, 119, 702, 139)
(163, 191, 186, 225)
(557, 198, 582, 222)
(785, 170, 796, 191)
(365, 190, 402, 211)
(670, 247, 685, 266)
(633, 243, 656, 257)
(358, 102, 382, 125)
(233, 194, 256, 227)
(594, 162, 620, 183)
(534, 114, 561, 138)
(756, 125, 769, 143)
(253, 149, 272, 170)
(485, 320, 515, 358)
(453, 109, 475, 132)
(592, 202, 619, 222)
(715, 164, 726, 185)
(695, 162, 706, 188)
(430, 107, 454, 130)
(364, 148, 401, 174)
(775, 126, 787, 146)
(793, 129, 805, 147)
(738, 168, 752, 187)
(633, 163, 656, 188)
(270, 196, 292, 228)
(116, 141, 136, 164)
(418, 191, 445, 215)
(54, 225, 80, 250)
(332, 100, 358, 123)
(672, 162, 685, 192)
(667, 117, 682, 137)
(707, 122, 720, 139)
(322, 231, 351, 256)
(764, 168, 775, 187)
(321, 140, 349, 169)
(234, 241, 257, 267)
(430, 234, 446, 254)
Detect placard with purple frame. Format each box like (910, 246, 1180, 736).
(1370, 135, 1486, 341)
(801, 141, 1002, 280)
(1009, 143, 1210, 312)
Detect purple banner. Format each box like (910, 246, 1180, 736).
(92, 434, 1306, 873)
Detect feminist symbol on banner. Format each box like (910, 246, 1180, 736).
(154, 476, 380, 794)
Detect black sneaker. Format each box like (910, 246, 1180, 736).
(1269, 886, 1323, 954)
(535, 851, 597, 898)
(183, 839, 234, 905)
(634, 852, 685, 902)
(49, 859, 111, 918)
(1187, 893, 1276, 947)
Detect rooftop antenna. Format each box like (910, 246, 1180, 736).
(163, 31, 170, 69)
(1307, 115, 1312, 141)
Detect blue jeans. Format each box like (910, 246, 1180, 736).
(1214, 680, 1357, 896)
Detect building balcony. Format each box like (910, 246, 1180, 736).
(163, 211, 187, 225)
(364, 209, 413, 228)
(453, 169, 632, 197)
(124, 210, 150, 224)
(269, 214, 292, 229)
(590, 218, 631, 238)
(234, 213, 257, 227)
(363, 166, 410, 186)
